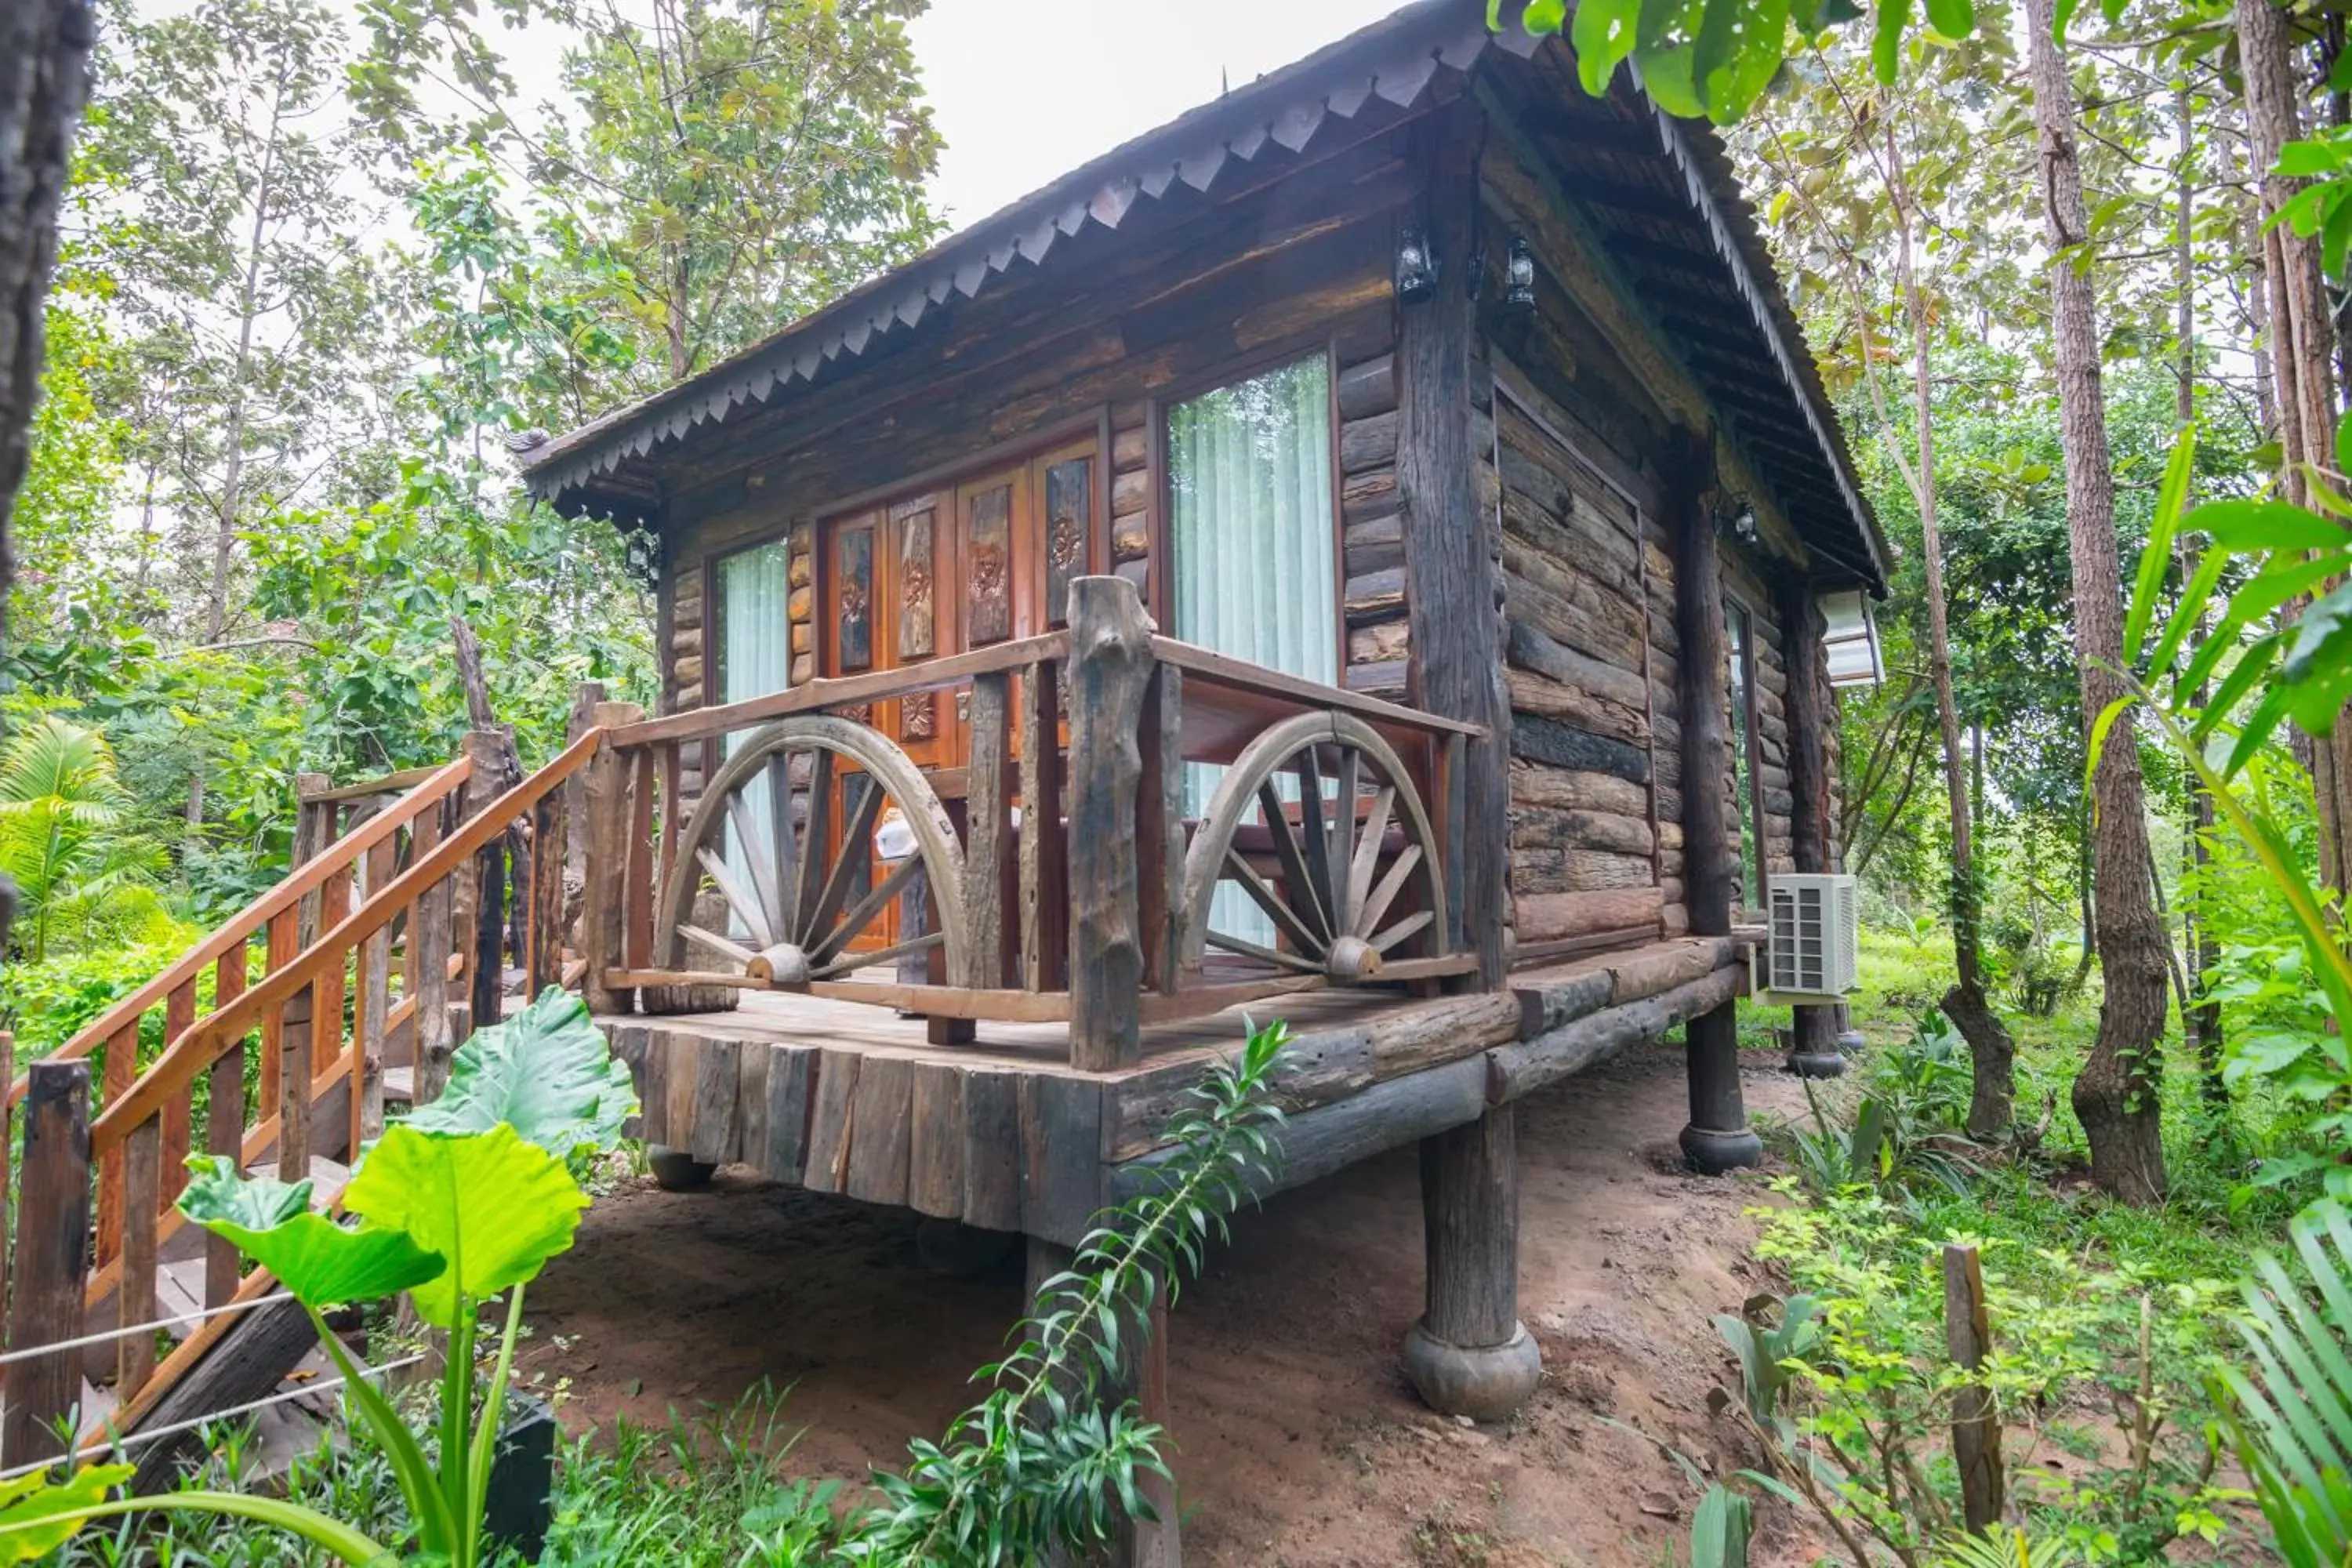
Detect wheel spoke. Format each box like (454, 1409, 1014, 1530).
(1327, 746, 1360, 931)
(1356, 842, 1423, 940)
(695, 846, 777, 949)
(1203, 929, 1324, 973)
(724, 788, 786, 941)
(811, 929, 942, 981)
(1346, 785, 1396, 934)
(792, 748, 835, 942)
(803, 775, 887, 950)
(1293, 749, 1338, 932)
(678, 923, 759, 967)
(1254, 779, 1331, 942)
(810, 850, 924, 967)
(767, 748, 800, 930)
(1221, 846, 1327, 958)
(1368, 909, 1434, 955)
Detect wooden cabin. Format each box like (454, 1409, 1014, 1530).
(516, 0, 1886, 1553)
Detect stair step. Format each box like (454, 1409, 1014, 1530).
(383, 1065, 412, 1105)
(249, 1156, 353, 1193)
(156, 1258, 207, 1341)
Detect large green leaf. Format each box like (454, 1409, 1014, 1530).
(2220, 1200, 2352, 1566)
(0, 1464, 132, 1563)
(403, 985, 636, 1160)
(343, 1123, 587, 1330)
(178, 1155, 444, 1311)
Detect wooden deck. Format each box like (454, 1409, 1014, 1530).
(601, 935, 1748, 1246)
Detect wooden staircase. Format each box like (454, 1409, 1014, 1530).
(0, 721, 609, 1479)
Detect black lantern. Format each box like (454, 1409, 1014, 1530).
(1725, 498, 1759, 543)
(1395, 226, 1437, 303)
(1506, 234, 1536, 309)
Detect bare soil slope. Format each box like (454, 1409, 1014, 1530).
(526, 1042, 1815, 1566)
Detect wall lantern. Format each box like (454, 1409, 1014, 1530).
(1395, 226, 1438, 303)
(1505, 234, 1536, 309)
(1723, 498, 1759, 543)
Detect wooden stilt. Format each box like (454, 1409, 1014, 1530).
(1671, 463, 1762, 1172)
(1403, 1106, 1539, 1421)
(1778, 576, 1847, 1080)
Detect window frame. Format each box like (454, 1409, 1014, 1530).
(1147, 337, 1346, 681)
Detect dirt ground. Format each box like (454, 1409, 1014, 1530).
(524, 1041, 1819, 1566)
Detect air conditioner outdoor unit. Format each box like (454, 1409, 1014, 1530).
(1759, 873, 1860, 1004)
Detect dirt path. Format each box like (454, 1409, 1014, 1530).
(525, 1041, 1817, 1566)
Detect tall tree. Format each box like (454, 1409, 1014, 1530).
(2026, 0, 2172, 1203)
(78, 0, 373, 646)
(0, 0, 94, 956)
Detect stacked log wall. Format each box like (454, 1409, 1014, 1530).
(1723, 548, 1795, 900)
(1339, 343, 1408, 697)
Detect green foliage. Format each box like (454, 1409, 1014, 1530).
(0, 716, 163, 962)
(1747, 1189, 2238, 1563)
(2216, 1200, 2352, 1568)
(1776, 1014, 1980, 1199)
(402, 987, 637, 1164)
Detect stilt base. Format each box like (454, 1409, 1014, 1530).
(1787, 1047, 1847, 1080)
(1403, 1319, 1541, 1422)
(648, 1145, 717, 1191)
(1836, 1029, 1868, 1054)
(1679, 1123, 1763, 1174)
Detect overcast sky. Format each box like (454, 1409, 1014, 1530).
(904, 1, 1403, 231)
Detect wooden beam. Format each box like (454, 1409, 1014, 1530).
(1065, 576, 1155, 1070)
(5, 1061, 90, 1468)
(1398, 106, 1509, 992)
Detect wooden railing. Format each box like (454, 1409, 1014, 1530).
(0, 731, 608, 1465)
(587, 574, 1484, 1069)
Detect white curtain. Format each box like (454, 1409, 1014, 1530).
(717, 542, 791, 932)
(1167, 356, 1336, 949)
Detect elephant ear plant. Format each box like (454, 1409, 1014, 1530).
(0, 987, 634, 1567)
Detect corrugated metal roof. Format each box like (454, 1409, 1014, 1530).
(520, 0, 1886, 593)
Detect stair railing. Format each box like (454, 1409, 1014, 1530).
(0, 729, 607, 1465)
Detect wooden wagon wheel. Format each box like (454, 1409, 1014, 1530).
(1178, 711, 1450, 982)
(655, 716, 968, 988)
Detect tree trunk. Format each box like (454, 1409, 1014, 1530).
(0, 0, 92, 643)
(2240, 0, 2352, 898)
(2176, 80, 2228, 1105)
(2028, 0, 2171, 1203)
(1889, 122, 2016, 1137)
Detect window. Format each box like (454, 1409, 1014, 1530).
(713, 539, 791, 707)
(712, 540, 790, 926)
(1727, 601, 1762, 913)
(1167, 354, 1338, 949)
(1167, 354, 1337, 681)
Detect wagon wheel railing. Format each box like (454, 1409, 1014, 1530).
(655, 715, 969, 989)
(1177, 710, 1451, 983)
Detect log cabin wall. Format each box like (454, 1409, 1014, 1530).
(640, 119, 1421, 826)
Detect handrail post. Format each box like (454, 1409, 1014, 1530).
(584, 705, 644, 1015)
(1018, 658, 1069, 995)
(4, 1060, 90, 1468)
(1066, 575, 1154, 1070)
(463, 728, 513, 1030)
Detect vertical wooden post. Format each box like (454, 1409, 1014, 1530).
(1402, 1106, 1539, 1421)
(5, 1060, 90, 1467)
(205, 953, 246, 1310)
(162, 982, 196, 1200)
(1779, 577, 1846, 1078)
(1944, 1243, 2004, 1532)
(1673, 464, 1762, 1173)
(963, 671, 1015, 989)
(412, 803, 458, 1109)
(460, 728, 509, 1031)
(260, 906, 296, 1127)
(1019, 659, 1069, 993)
(355, 833, 397, 1150)
(292, 775, 331, 942)
(1066, 575, 1154, 1071)
(526, 786, 566, 999)
(117, 1117, 162, 1403)
(1135, 664, 1184, 996)
(94, 1022, 134, 1270)
(279, 980, 314, 1181)
(584, 705, 644, 1015)
(1396, 112, 1509, 991)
